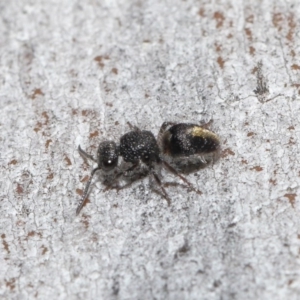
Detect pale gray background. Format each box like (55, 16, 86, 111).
(1, 0, 300, 299)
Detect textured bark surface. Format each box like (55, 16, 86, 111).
(1, 0, 300, 299)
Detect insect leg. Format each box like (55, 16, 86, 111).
(162, 160, 202, 195)
(102, 162, 141, 192)
(151, 170, 171, 206)
(162, 160, 191, 186)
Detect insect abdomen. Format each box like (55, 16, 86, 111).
(164, 123, 220, 157)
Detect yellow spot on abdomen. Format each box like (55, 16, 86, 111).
(191, 126, 219, 140)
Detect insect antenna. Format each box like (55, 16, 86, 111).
(78, 145, 97, 162)
(76, 167, 101, 215)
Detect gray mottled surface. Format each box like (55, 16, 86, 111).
(1, 0, 300, 299)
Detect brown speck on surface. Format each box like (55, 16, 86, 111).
(81, 109, 101, 124)
(287, 14, 296, 42)
(34, 111, 51, 135)
(217, 56, 225, 69)
(47, 173, 54, 180)
(94, 55, 109, 68)
(290, 50, 296, 57)
(250, 166, 263, 172)
(94, 56, 104, 68)
(115, 121, 119, 126)
(81, 175, 89, 183)
(81, 215, 90, 228)
(76, 188, 83, 196)
(5, 278, 16, 291)
(227, 33, 233, 39)
(245, 28, 252, 41)
(111, 68, 118, 75)
(291, 64, 300, 70)
(291, 83, 300, 88)
(222, 148, 235, 158)
(214, 11, 225, 28)
(2, 234, 10, 254)
(89, 131, 99, 138)
(251, 66, 258, 74)
(82, 110, 88, 116)
(106, 102, 113, 107)
(269, 178, 277, 185)
(288, 279, 294, 286)
(41, 245, 48, 255)
(27, 231, 35, 237)
(72, 108, 78, 115)
(215, 43, 221, 52)
(42, 111, 49, 125)
(64, 155, 72, 166)
(31, 88, 44, 100)
(34, 121, 42, 133)
(198, 8, 205, 17)
(249, 46, 255, 55)
(143, 39, 150, 43)
(247, 132, 255, 137)
(16, 183, 23, 194)
(288, 126, 295, 130)
(8, 159, 18, 165)
(284, 193, 296, 208)
(26, 231, 42, 240)
(272, 12, 283, 30)
(45, 139, 52, 149)
(241, 159, 248, 164)
(145, 93, 149, 98)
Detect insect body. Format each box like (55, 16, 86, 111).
(76, 126, 165, 215)
(76, 122, 220, 215)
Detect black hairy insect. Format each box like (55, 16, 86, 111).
(76, 122, 220, 215)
